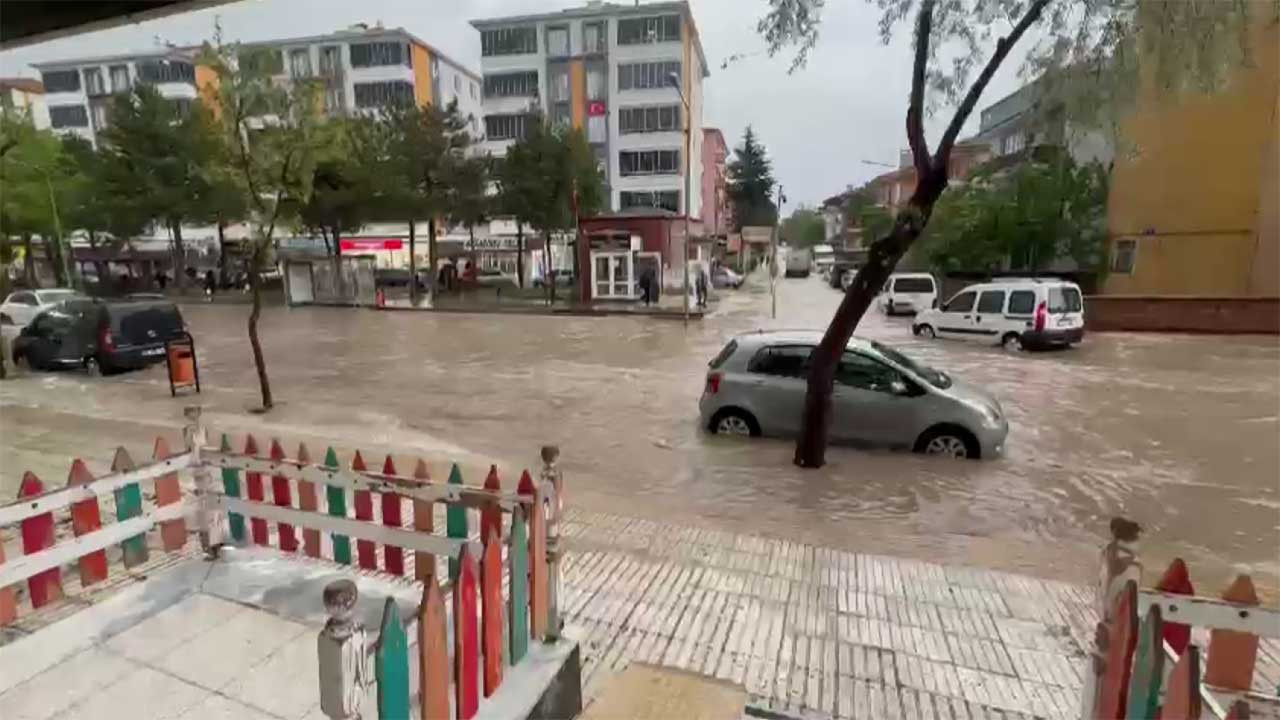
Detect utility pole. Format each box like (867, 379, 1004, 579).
(668, 72, 692, 328)
(771, 183, 786, 319)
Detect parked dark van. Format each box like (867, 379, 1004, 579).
(12, 299, 187, 374)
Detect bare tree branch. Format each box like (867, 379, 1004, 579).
(906, 0, 937, 178)
(934, 0, 1052, 171)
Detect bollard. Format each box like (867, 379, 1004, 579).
(541, 445, 563, 641)
(318, 580, 371, 720)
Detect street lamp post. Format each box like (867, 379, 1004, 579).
(667, 71, 691, 327)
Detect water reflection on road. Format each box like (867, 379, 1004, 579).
(3, 276, 1277, 591)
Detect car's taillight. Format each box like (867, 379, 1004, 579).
(705, 372, 722, 395)
(99, 326, 114, 351)
(1034, 301, 1047, 331)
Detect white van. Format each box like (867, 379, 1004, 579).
(879, 273, 938, 315)
(912, 278, 1085, 350)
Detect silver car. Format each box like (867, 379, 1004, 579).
(698, 330, 1008, 459)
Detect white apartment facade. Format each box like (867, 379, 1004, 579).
(471, 1, 708, 217)
(29, 25, 483, 148)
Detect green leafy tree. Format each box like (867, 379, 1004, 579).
(781, 207, 825, 248)
(382, 101, 473, 301)
(447, 154, 492, 251)
(758, 0, 1266, 467)
(99, 85, 222, 290)
(495, 121, 604, 296)
(300, 115, 387, 257)
(0, 112, 69, 286)
(201, 39, 327, 410)
(921, 154, 1109, 274)
(726, 126, 777, 229)
(58, 136, 150, 288)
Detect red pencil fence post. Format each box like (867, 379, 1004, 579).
(269, 439, 297, 553)
(1204, 574, 1261, 691)
(244, 435, 269, 546)
(480, 465, 502, 545)
(455, 544, 479, 720)
(481, 528, 504, 697)
(351, 451, 377, 570)
(66, 460, 108, 587)
(18, 472, 63, 609)
(296, 443, 322, 558)
(0, 540, 16, 626)
(152, 437, 186, 552)
(412, 459, 434, 583)
(380, 454, 404, 576)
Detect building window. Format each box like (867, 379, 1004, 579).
(353, 80, 414, 108)
(238, 49, 284, 76)
(49, 104, 89, 128)
(319, 46, 342, 76)
(288, 48, 312, 78)
(349, 41, 410, 68)
(583, 22, 606, 53)
(617, 15, 680, 45)
(551, 103, 571, 128)
(617, 60, 680, 91)
(550, 67, 570, 103)
(41, 70, 80, 93)
(82, 68, 105, 95)
(137, 60, 196, 84)
(1001, 132, 1026, 155)
(484, 71, 538, 98)
(484, 113, 531, 141)
(586, 66, 605, 100)
(454, 75, 461, 92)
(621, 190, 679, 212)
(1111, 238, 1137, 274)
(547, 26, 570, 57)
(324, 87, 345, 113)
(89, 103, 109, 130)
(619, 149, 680, 176)
(619, 104, 680, 134)
(109, 65, 130, 92)
(470, 81, 477, 99)
(587, 114, 606, 143)
(481, 27, 538, 56)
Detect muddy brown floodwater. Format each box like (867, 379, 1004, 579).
(2, 276, 1277, 595)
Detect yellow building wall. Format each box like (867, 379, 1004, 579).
(570, 60, 585, 130)
(1104, 16, 1279, 296)
(412, 43, 433, 107)
(194, 64, 221, 119)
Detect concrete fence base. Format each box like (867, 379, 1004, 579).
(1086, 295, 1279, 334)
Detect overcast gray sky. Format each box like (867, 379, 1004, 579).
(0, 0, 1027, 210)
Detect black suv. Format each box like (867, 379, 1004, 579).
(13, 298, 187, 374)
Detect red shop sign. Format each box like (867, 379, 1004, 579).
(340, 238, 404, 251)
(587, 101, 606, 116)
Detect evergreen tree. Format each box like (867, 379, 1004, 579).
(726, 126, 777, 230)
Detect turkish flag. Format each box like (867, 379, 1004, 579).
(588, 101, 606, 116)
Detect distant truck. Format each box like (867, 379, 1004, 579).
(783, 247, 812, 278)
(812, 244, 835, 276)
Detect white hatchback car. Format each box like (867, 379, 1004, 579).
(912, 278, 1085, 350)
(879, 273, 938, 315)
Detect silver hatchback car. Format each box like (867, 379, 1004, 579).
(698, 330, 1008, 459)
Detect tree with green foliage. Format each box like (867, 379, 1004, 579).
(495, 120, 604, 295)
(299, 115, 388, 258)
(99, 85, 223, 291)
(726, 126, 776, 229)
(382, 101, 474, 302)
(921, 153, 1109, 274)
(201, 38, 328, 410)
(781, 207, 825, 248)
(758, 0, 1266, 467)
(58, 136, 151, 288)
(0, 112, 72, 287)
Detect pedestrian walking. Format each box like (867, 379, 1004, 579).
(695, 265, 709, 308)
(203, 269, 217, 302)
(639, 266, 655, 306)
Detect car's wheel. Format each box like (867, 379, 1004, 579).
(710, 408, 761, 437)
(915, 426, 980, 460)
(915, 324, 936, 339)
(1001, 332, 1023, 352)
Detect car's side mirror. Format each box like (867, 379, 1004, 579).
(889, 380, 909, 396)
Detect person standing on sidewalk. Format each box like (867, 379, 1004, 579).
(695, 264, 709, 308)
(203, 269, 217, 302)
(639, 266, 655, 306)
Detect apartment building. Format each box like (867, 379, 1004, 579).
(30, 25, 482, 148)
(471, 1, 708, 217)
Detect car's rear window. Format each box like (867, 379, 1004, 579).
(1048, 286, 1083, 313)
(709, 339, 738, 369)
(111, 303, 185, 344)
(893, 277, 934, 293)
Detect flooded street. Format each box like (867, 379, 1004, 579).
(2, 276, 1277, 593)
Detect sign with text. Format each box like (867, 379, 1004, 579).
(340, 238, 404, 251)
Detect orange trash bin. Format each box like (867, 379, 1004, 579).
(165, 334, 201, 396)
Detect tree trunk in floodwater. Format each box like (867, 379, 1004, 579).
(794, 172, 946, 468)
(408, 219, 418, 303)
(515, 222, 525, 289)
(247, 246, 273, 410)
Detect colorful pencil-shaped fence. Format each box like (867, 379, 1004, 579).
(0, 409, 213, 625)
(1082, 517, 1280, 719)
